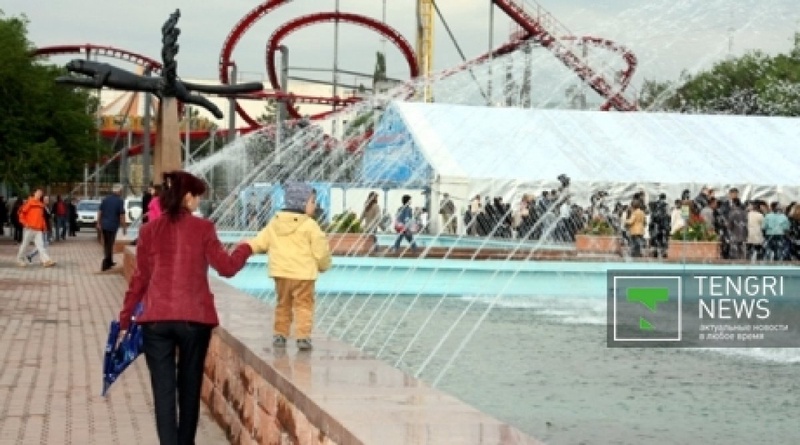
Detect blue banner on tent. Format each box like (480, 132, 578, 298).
(362, 106, 432, 185)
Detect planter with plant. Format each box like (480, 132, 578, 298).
(668, 215, 719, 261)
(324, 211, 375, 255)
(575, 216, 621, 255)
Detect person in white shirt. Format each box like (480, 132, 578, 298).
(419, 208, 429, 234)
(746, 201, 765, 260)
(669, 200, 685, 235)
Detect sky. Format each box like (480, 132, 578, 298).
(5, 0, 798, 97)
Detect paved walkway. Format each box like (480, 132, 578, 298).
(0, 231, 228, 445)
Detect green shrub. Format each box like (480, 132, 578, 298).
(580, 216, 616, 236)
(325, 211, 363, 233)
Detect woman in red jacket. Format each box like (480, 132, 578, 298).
(118, 170, 252, 445)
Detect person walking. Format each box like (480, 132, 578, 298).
(466, 194, 481, 236)
(141, 185, 153, 224)
(68, 197, 79, 236)
(15, 188, 55, 268)
(439, 192, 457, 235)
(727, 198, 748, 260)
(746, 201, 765, 261)
(247, 182, 332, 351)
(762, 202, 790, 261)
(391, 194, 419, 252)
(625, 199, 646, 257)
(145, 184, 163, 222)
(359, 191, 381, 234)
(52, 195, 69, 240)
(97, 184, 126, 271)
(0, 196, 7, 236)
(118, 170, 252, 445)
(42, 195, 53, 243)
(10, 196, 23, 244)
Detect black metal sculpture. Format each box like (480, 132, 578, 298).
(56, 9, 262, 119)
(160, 9, 181, 97)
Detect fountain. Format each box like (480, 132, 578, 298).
(143, 1, 800, 443)
(195, 64, 800, 445)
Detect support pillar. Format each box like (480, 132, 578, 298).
(142, 83, 153, 187)
(227, 65, 237, 144)
(154, 98, 182, 181)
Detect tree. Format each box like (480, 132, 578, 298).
(373, 52, 387, 87)
(637, 33, 800, 116)
(0, 12, 103, 191)
(637, 79, 673, 111)
(256, 100, 278, 126)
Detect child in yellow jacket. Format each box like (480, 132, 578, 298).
(248, 182, 332, 350)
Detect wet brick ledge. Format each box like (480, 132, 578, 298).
(124, 246, 542, 445)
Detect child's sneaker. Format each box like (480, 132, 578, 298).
(297, 338, 313, 351)
(16, 261, 27, 267)
(42, 260, 56, 268)
(272, 335, 287, 348)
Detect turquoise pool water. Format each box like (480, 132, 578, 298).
(213, 232, 800, 444)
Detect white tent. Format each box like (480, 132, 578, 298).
(362, 101, 800, 232)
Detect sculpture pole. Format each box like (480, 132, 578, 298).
(154, 9, 183, 181)
(141, 68, 153, 187)
(55, 9, 265, 186)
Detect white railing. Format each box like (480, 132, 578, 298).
(505, 0, 575, 41)
(497, 0, 636, 110)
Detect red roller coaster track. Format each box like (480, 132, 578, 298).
(219, 1, 419, 126)
(31, 43, 365, 155)
(33, 0, 639, 162)
(264, 12, 419, 120)
(491, 0, 638, 111)
(34, 44, 164, 73)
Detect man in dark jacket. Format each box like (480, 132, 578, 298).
(68, 197, 79, 236)
(694, 187, 713, 212)
(716, 187, 739, 259)
(97, 184, 126, 271)
(0, 196, 7, 236)
(10, 196, 23, 243)
(727, 198, 747, 260)
(649, 193, 670, 258)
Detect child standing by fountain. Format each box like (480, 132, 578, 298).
(248, 182, 332, 351)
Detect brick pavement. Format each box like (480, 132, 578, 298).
(0, 231, 228, 444)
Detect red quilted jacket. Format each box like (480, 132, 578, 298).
(119, 210, 252, 330)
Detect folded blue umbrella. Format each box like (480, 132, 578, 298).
(102, 303, 144, 396)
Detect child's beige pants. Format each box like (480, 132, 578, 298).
(273, 278, 316, 339)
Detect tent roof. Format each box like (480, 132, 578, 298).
(391, 101, 800, 187)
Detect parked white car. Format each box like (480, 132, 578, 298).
(76, 199, 101, 228)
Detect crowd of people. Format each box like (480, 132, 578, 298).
(347, 183, 797, 262)
(0, 193, 79, 246)
(0, 191, 85, 267)
(455, 186, 800, 261)
(1, 187, 134, 269)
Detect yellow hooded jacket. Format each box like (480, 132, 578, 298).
(248, 211, 332, 280)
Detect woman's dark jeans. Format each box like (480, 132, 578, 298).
(142, 321, 213, 445)
(393, 229, 417, 250)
